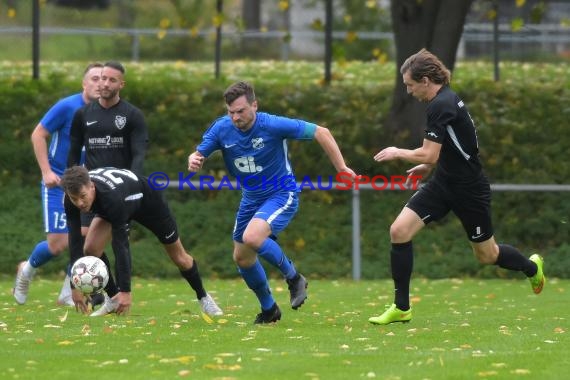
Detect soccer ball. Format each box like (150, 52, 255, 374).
(71, 256, 109, 294)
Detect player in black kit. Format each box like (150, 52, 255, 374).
(67, 61, 148, 308)
(68, 61, 147, 175)
(61, 166, 223, 317)
(368, 49, 545, 325)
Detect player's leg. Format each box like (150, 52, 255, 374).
(455, 179, 545, 294)
(14, 186, 68, 304)
(234, 241, 281, 324)
(470, 236, 544, 294)
(242, 192, 308, 309)
(369, 183, 445, 325)
(368, 206, 425, 325)
(137, 197, 223, 316)
(162, 238, 223, 316)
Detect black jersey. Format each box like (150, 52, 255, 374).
(68, 99, 148, 175)
(66, 167, 162, 292)
(425, 86, 482, 184)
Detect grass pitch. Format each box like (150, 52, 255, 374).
(1, 277, 568, 380)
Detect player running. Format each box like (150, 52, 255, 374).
(368, 49, 545, 325)
(188, 81, 355, 324)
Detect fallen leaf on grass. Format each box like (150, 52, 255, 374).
(58, 310, 68, 322)
(57, 340, 74, 346)
(511, 369, 531, 375)
(81, 324, 91, 335)
(158, 356, 196, 364)
(201, 313, 214, 324)
(204, 363, 241, 371)
(478, 370, 498, 377)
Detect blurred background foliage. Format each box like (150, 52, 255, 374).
(0, 0, 568, 280)
(0, 61, 568, 279)
(1, 0, 568, 62)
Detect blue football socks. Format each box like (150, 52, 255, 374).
(29, 241, 55, 268)
(238, 259, 275, 310)
(257, 238, 297, 280)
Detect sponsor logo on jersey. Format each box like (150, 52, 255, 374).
(86, 120, 98, 126)
(88, 135, 124, 147)
(234, 156, 263, 173)
(251, 137, 264, 150)
(115, 115, 126, 130)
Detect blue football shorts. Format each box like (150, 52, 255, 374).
(41, 182, 67, 234)
(233, 191, 299, 243)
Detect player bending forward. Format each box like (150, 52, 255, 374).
(61, 165, 222, 317)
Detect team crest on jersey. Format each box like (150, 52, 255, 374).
(251, 137, 264, 150)
(115, 115, 127, 130)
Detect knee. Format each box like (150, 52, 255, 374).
(82, 242, 102, 257)
(47, 240, 67, 255)
(233, 250, 255, 268)
(242, 231, 263, 250)
(47, 235, 67, 256)
(233, 251, 246, 267)
(389, 222, 411, 243)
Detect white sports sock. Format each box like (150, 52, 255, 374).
(21, 261, 37, 279)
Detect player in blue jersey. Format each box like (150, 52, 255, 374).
(13, 63, 103, 306)
(188, 81, 356, 324)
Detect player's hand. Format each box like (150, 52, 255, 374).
(72, 288, 88, 314)
(187, 152, 204, 172)
(113, 292, 132, 316)
(405, 164, 432, 189)
(42, 170, 61, 188)
(374, 147, 400, 162)
(339, 167, 357, 179)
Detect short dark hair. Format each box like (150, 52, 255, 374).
(61, 166, 91, 195)
(104, 61, 125, 75)
(83, 62, 103, 76)
(400, 48, 451, 85)
(223, 81, 256, 105)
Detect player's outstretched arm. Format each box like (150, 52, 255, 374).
(374, 139, 441, 164)
(314, 126, 356, 177)
(187, 151, 205, 172)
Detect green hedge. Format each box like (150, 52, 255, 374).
(1, 61, 568, 279)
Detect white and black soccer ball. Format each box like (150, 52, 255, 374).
(71, 256, 109, 294)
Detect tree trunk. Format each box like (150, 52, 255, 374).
(242, 0, 262, 30)
(240, 0, 262, 56)
(387, 0, 474, 145)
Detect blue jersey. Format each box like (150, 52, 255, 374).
(197, 112, 316, 198)
(40, 93, 86, 176)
